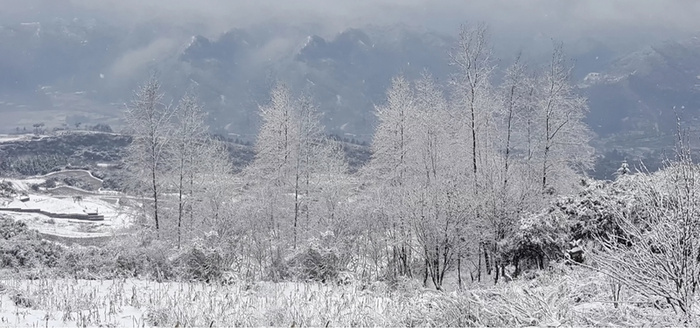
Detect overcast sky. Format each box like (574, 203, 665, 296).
(3, 0, 699, 39)
(3, 0, 700, 71)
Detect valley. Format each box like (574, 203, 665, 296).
(2, 3, 700, 326)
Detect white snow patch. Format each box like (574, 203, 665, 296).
(0, 135, 28, 143)
(2, 178, 46, 192)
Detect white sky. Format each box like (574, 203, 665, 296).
(4, 0, 699, 40)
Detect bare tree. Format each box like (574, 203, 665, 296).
(411, 73, 469, 289)
(450, 23, 494, 188)
(192, 139, 235, 236)
(124, 76, 174, 231)
(490, 54, 537, 283)
(168, 91, 233, 247)
(532, 43, 593, 194)
(247, 83, 348, 252)
(366, 75, 416, 281)
(591, 152, 700, 318)
(449, 23, 500, 284)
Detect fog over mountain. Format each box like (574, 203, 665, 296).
(2, 0, 700, 154)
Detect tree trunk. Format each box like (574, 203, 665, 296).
(152, 167, 159, 231)
(457, 250, 463, 289)
(484, 243, 491, 275)
(424, 258, 429, 287)
(477, 246, 482, 282)
(493, 242, 500, 284)
(495, 258, 500, 284)
(293, 174, 299, 250)
(177, 168, 183, 249)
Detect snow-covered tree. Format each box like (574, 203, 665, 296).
(123, 76, 174, 231)
(364, 75, 417, 280)
(410, 73, 470, 289)
(449, 23, 504, 285)
(168, 93, 233, 247)
(247, 83, 348, 251)
(366, 73, 473, 288)
(170, 92, 208, 247)
(531, 43, 594, 194)
(592, 155, 700, 318)
(449, 23, 495, 189)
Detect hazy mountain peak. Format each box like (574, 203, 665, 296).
(181, 35, 213, 62)
(218, 28, 255, 48)
(334, 28, 373, 49)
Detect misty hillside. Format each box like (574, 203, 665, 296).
(582, 37, 700, 138)
(6, 3, 700, 326)
(2, 18, 700, 156)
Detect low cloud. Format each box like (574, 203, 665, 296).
(43, 0, 696, 40)
(108, 38, 180, 80)
(5, 0, 700, 75)
(5, 1, 699, 44)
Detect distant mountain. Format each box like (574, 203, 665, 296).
(574, 37, 700, 179)
(173, 25, 453, 138)
(3, 17, 700, 170)
(580, 37, 700, 147)
(286, 27, 452, 137)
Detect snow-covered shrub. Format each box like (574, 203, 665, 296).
(10, 291, 34, 308)
(61, 176, 93, 190)
(502, 207, 570, 275)
(0, 216, 31, 239)
(591, 156, 700, 318)
(286, 231, 353, 283)
(41, 177, 58, 188)
(287, 247, 340, 282)
(502, 178, 640, 274)
(59, 246, 115, 279)
(173, 245, 225, 282)
(108, 236, 174, 281)
(0, 181, 16, 197)
(0, 217, 64, 269)
(0, 237, 64, 269)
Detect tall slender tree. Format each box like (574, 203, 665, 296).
(533, 43, 594, 194)
(450, 23, 494, 189)
(124, 76, 173, 231)
(366, 75, 416, 280)
(449, 22, 498, 284)
(248, 83, 347, 251)
(411, 72, 468, 289)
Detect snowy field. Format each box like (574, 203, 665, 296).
(0, 173, 134, 238)
(0, 269, 681, 327)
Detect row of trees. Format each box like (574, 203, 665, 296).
(124, 78, 232, 247)
(124, 24, 593, 289)
(362, 25, 592, 288)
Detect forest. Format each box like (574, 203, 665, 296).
(1, 23, 698, 326)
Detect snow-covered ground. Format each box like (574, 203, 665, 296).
(43, 169, 102, 181)
(1, 178, 46, 193)
(1, 195, 132, 238)
(0, 279, 147, 327)
(0, 134, 29, 143)
(5, 195, 98, 215)
(0, 175, 135, 238)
